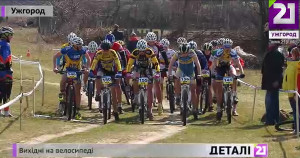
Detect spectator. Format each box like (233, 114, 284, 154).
(127, 32, 138, 53)
(112, 24, 124, 41)
(261, 41, 285, 125)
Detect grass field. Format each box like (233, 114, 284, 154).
(0, 28, 299, 158)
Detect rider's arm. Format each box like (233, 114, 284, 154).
(151, 54, 160, 73)
(112, 50, 122, 72)
(53, 52, 62, 69)
(192, 55, 202, 75)
(233, 58, 244, 74)
(126, 49, 138, 72)
(84, 53, 91, 69)
(168, 54, 177, 76)
(90, 52, 99, 71)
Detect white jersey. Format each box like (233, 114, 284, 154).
(159, 49, 176, 69)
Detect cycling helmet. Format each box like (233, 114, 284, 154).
(105, 33, 115, 43)
(179, 43, 190, 53)
(101, 39, 112, 50)
(223, 38, 233, 46)
(116, 40, 125, 46)
(177, 37, 187, 45)
(188, 41, 198, 50)
(203, 43, 213, 51)
(71, 37, 83, 46)
(67, 32, 77, 44)
(217, 38, 225, 45)
(0, 26, 14, 40)
(160, 38, 170, 47)
(210, 40, 218, 47)
(136, 39, 148, 51)
(145, 32, 157, 42)
(88, 41, 98, 53)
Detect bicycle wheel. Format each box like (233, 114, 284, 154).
(226, 92, 232, 124)
(66, 85, 73, 121)
(87, 80, 93, 110)
(169, 83, 175, 114)
(139, 91, 145, 124)
(103, 93, 108, 124)
(122, 79, 131, 105)
(200, 86, 207, 114)
(275, 120, 294, 131)
(182, 89, 188, 126)
(108, 91, 112, 120)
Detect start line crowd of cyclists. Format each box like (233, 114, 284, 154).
(52, 30, 246, 122)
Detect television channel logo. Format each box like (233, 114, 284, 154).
(254, 144, 268, 157)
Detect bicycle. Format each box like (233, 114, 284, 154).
(166, 71, 176, 114)
(179, 76, 192, 126)
(86, 76, 95, 110)
(199, 70, 210, 115)
(220, 74, 240, 124)
(137, 75, 149, 124)
(99, 76, 113, 124)
(58, 70, 83, 121)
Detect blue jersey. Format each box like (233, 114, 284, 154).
(174, 50, 197, 77)
(60, 46, 87, 71)
(0, 40, 13, 79)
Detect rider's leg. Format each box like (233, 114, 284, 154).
(74, 81, 82, 109)
(82, 70, 89, 91)
(111, 85, 120, 120)
(174, 78, 181, 107)
(155, 78, 163, 115)
(3, 78, 13, 116)
(147, 83, 154, 119)
(191, 81, 198, 110)
(230, 66, 239, 116)
(115, 79, 123, 112)
(132, 71, 139, 105)
(195, 78, 201, 111)
(215, 80, 223, 120)
(59, 74, 67, 103)
(95, 79, 102, 101)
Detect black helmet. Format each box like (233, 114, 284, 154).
(179, 43, 190, 53)
(101, 39, 112, 50)
(210, 40, 218, 47)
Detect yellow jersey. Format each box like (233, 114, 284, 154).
(126, 48, 160, 72)
(91, 49, 121, 72)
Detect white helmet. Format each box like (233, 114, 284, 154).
(0, 26, 14, 34)
(223, 38, 233, 46)
(177, 37, 187, 45)
(160, 38, 170, 47)
(188, 41, 197, 50)
(136, 39, 148, 51)
(145, 32, 157, 42)
(71, 37, 83, 46)
(67, 32, 77, 44)
(217, 38, 225, 45)
(88, 41, 98, 53)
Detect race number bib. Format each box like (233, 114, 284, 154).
(102, 76, 112, 85)
(180, 77, 191, 84)
(223, 77, 233, 85)
(67, 71, 77, 79)
(138, 77, 149, 86)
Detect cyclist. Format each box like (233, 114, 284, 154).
(53, 37, 91, 120)
(145, 32, 166, 115)
(90, 39, 123, 121)
(126, 39, 160, 120)
(159, 38, 176, 101)
(82, 41, 98, 92)
(168, 43, 202, 120)
(211, 38, 245, 121)
(105, 33, 124, 113)
(177, 37, 187, 46)
(0, 26, 14, 117)
(188, 41, 208, 113)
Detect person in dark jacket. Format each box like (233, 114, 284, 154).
(112, 24, 124, 41)
(261, 41, 285, 125)
(127, 32, 138, 53)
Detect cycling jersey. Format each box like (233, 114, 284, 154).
(91, 49, 121, 72)
(213, 48, 239, 65)
(159, 49, 175, 70)
(0, 39, 12, 80)
(148, 42, 169, 70)
(61, 46, 87, 71)
(173, 50, 197, 77)
(126, 48, 160, 73)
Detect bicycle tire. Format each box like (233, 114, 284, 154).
(275, 120, 294, 131)
(66, 85, 73, 121)
(169, 83, 175, 114)
(226, 92, 232, 124)
(103, 93, 108, 124)
(108, 91, 111, 120)
(139, 91, 145, 124)
(200, 85, 208, 114)
(88, 80, 93, 110)
(122, 79, 131, 105)
(182, 89, 188, 126)
(204, 85, 209, 113)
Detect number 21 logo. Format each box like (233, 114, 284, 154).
(269, 0, 299, 30)
(273, 3, 295, 24)
(254, 144, 268, 157)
